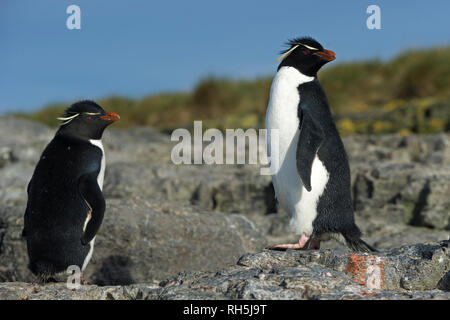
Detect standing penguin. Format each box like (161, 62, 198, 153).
(22, 100, 120, 282)
(265, 37, 376, 252)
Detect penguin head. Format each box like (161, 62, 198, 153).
(57, 100, 120, 140)
(277, 37, 336, 77)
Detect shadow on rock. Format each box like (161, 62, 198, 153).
(90, 255, 134, 286)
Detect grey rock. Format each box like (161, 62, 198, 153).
(103, 126, 175, 165)
(352, 162, 450, 230)
(0, 117, 52, 166)
(0, 205, 30, 282)
(0, 199, 267, 284)
(343, 134, 450, 166)
(0, 241, 449, 300)
(237, 240, 450, 291)
(0, 118, 53, 206)
(0, 282, 145, 300)
(103, 163, 274, 215)
(0, 163, 35, 205)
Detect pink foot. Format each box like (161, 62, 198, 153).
(266, 233, 310, 251)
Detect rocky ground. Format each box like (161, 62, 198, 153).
(0, 116, 448, 299)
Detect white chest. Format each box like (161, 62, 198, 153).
(81, 139, 104, 270)
(265, 67, 314, 165)
(89, 139, 105, 190)
(265, 67, 329, 236)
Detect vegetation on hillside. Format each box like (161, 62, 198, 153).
(18, 46, 450, 135)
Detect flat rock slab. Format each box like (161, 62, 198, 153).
(238, 239, 450, 291)
(1, 241, 448, 300)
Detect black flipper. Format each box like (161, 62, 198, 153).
(78, 172, 105, 245)
(296, 109, 324, 192)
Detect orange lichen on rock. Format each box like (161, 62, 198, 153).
(344, 254, 385, 289)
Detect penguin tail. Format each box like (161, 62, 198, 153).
(340, 224, 378, 253)
(345, 237, 378, 253)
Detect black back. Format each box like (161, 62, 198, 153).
(23, 100, 120, 276)
(295, 79, 370, 249)
(23, 130, 102, 275)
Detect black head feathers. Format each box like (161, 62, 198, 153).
(61, 100, 105, 118)
(276, 36, 335, 77)
(277, 37, 325, 62)
(57, 100, 119, 140)
(281, 37, 324, 55)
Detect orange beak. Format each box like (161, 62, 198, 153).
(314, 49, 336, 62)
(101, 112, 120, 122)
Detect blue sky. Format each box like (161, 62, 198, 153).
(0, 0, 449, 113)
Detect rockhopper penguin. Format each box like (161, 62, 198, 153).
(22, 100, 120, 282)
(265, 37, 376, 252)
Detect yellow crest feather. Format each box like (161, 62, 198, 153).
(276, 44, 300, 62)
(276, 42, 320, 62)
(57, 113, 80, 125)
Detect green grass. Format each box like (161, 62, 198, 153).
(16, 46, 450, 135)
